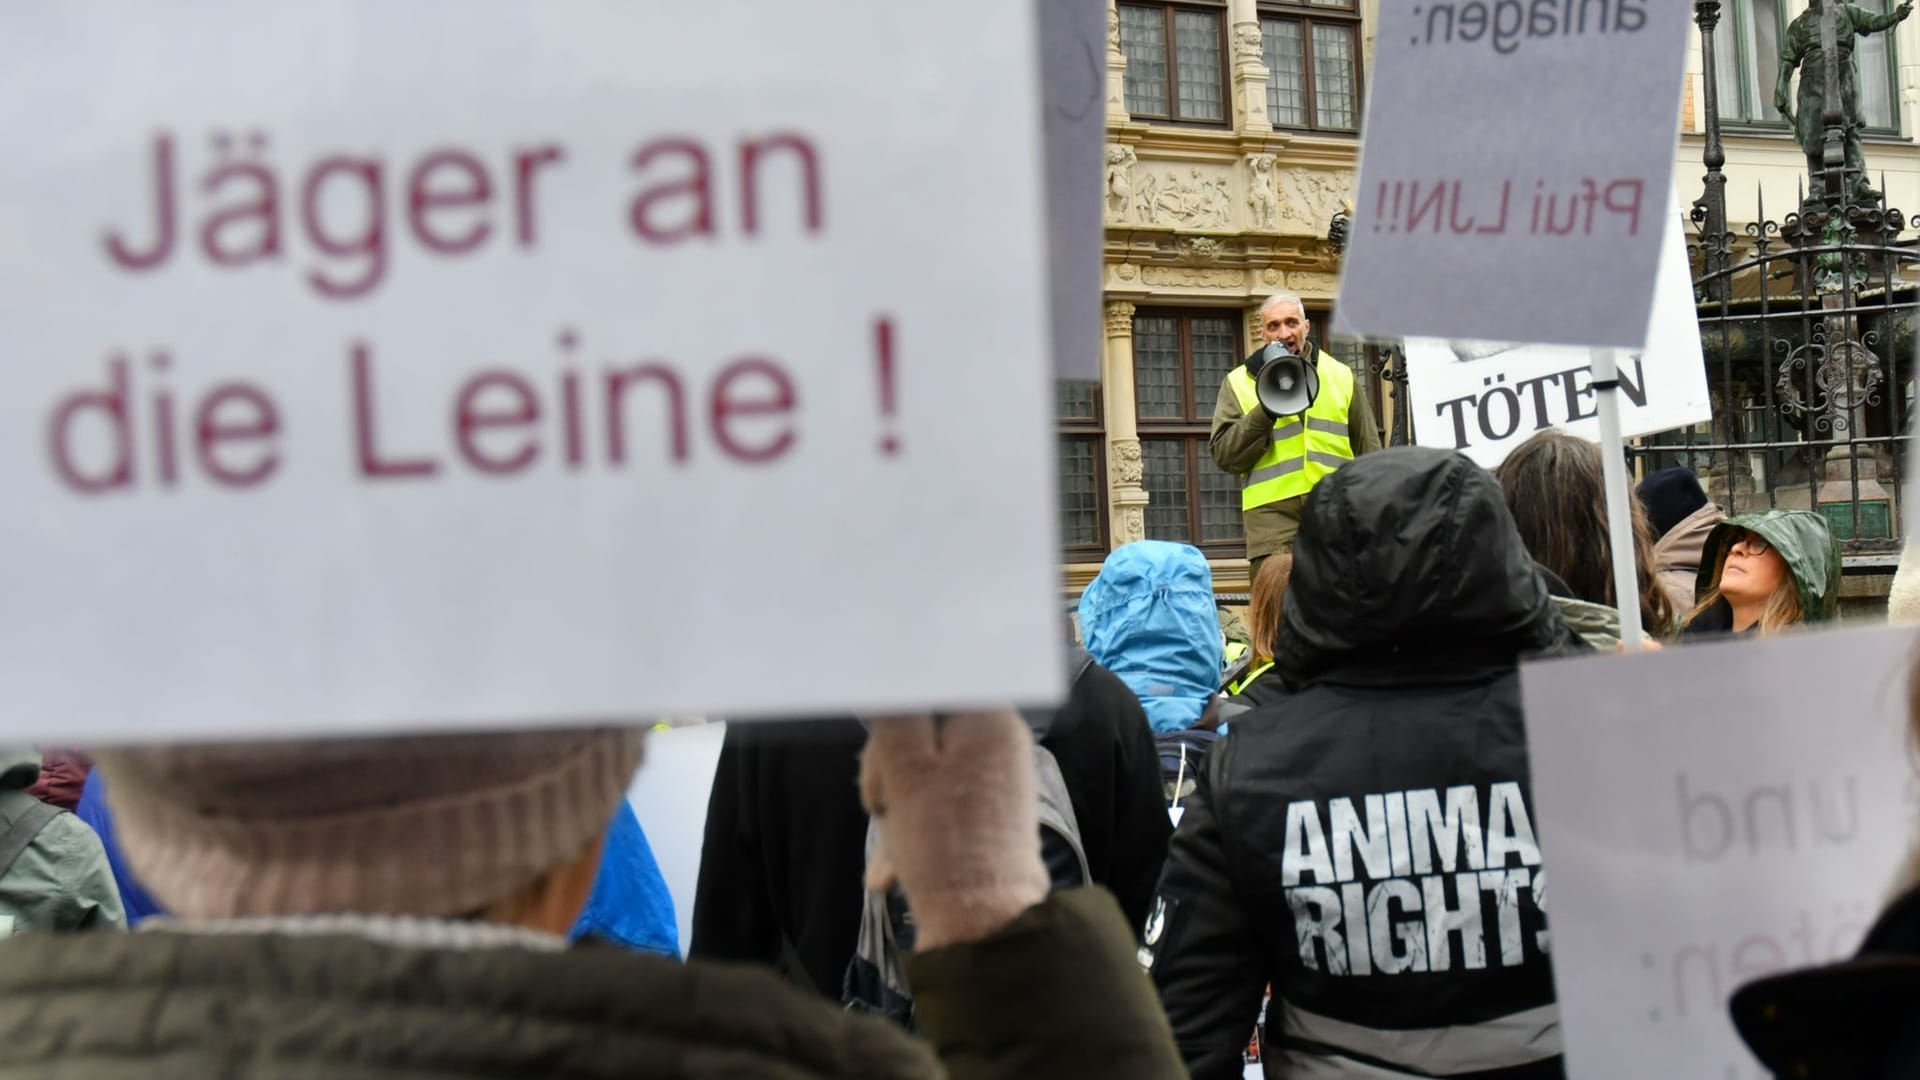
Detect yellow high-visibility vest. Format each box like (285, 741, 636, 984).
(1225, 351, 1357, 510)
(1228, 658, 1274, 697)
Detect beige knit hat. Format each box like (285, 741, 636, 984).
(99, 728, 645, 919)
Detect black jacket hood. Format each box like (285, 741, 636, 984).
(1276, 447, 1576, 686)
(1731, 881, 1920, 1077)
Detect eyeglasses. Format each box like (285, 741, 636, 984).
(1730, 532, 1772, 557)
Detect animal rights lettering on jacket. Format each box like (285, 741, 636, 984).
(1283, 782, 1549, 976)
(45, 129, 909, 495)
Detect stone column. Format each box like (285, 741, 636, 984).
(1104, 300, 1148, 547)
(1106, 0, 1131, 123)
(1228, 0, 1273, 134)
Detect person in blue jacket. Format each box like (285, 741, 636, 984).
(1077, 540, 1223, 735)
(571, 798, 680, 957)
(75, 769, 163, 926)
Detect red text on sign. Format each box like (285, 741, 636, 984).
(99, 129, 827, 300)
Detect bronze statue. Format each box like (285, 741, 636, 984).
(1775, 0, 1913, 202)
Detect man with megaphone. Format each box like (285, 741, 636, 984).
(1209, 292, 1380, 584)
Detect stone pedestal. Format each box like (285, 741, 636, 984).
(1816, 439, 1894, 541)
(1228, 0, 1273, 135)
(1699, 384, 1758, 509)
(1815, 451, 1891, 539)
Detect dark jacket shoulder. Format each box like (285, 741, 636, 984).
(1152, 449, 1574, 1080)
(1732, 882, 1920, 1078)
(0, 929, 938, 1079)
(0, 891, 1181, 1080)
(909, 887, 1186, 1079)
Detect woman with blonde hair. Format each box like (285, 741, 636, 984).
(1225, 552, 1291, 707)
(1681, 509, 1839, 636)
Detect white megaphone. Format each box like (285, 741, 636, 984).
(1255, 341, 1320, 417)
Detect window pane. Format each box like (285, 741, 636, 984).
(1713, 7, 1747, 120)
(1308, 0, 1356, 6)
(1134, 314, 1184, 420)
(1717, 0, 1785, 123)
(1059, 436, 1103, 549)
(1324, 334, 1367, 376)
(1056, 379, 1098, 421)
(1120, 6, 1169, 117)
(1174, 11, 1225, 122)
(1858, 0, 1896, 128)
(1199, 447, 1244, 543)
(1143, 439, 1192, 542)
(1189, 316, 1241, 421)
(1752, 0, 1782, 122)
(1263, 18, 1307, 128)
(1311, 24, 1358, 130)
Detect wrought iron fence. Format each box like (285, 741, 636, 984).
(1642, 194, 1916, 555)
(1638, 0, 1919, 558)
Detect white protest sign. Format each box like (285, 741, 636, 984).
(1520, 626, 1917, 1078)
(0, 2, 1063, 741)
(1404, 203, 1710, 467)
(1335, 0, 1691, 348)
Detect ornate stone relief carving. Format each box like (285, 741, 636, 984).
(1105, 145, 1137, 218)
(1287, 271, 1341, 293)
(1114, 263, 1139, 282)
(1111, 439, 1144, 486)
(1104, 300, 1137, 336)
(1177, 237, 1223, 264)
(1247, 154, 1281, 231)
(1110, 163, 1234, 229)
(1277, 167, 1353, 232)
(1141, 266, 1244, 288)
(1233, 21, 1264, 64)
(1260, 268, 1284, 286)
(1119, 506, 1146, 544)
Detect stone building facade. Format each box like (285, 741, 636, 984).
(1069, 0, 1380, 591)
(1071, 0, 1920, 596)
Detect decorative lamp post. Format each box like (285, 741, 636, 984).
(1691, 0, 1732, 302)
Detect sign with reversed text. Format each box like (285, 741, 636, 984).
(1403, 201, 1710, 468)
(1520, 626, 1917, 1078)
(1335, 0, 1692, 348)
(0, 1, 1062, 741)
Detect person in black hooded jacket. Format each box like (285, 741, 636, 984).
(693, 656, 1172, 998)
(1145, 447, 1583, 1080)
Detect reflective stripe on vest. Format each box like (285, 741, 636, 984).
(1227, 352, 1357, 510)
(1272, 1001, 1562, 1077)
(1228, 658, 1273, 697)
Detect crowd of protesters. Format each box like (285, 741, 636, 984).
(0, 294, 1906, 1078)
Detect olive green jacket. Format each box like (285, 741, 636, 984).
(0, 748, 122, 935)
(1551, 596, 1622, 651)
(0, 887, 1181, 1079)
(1209, 353, 1383, 560)
(1695, 509, 1843, 623)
